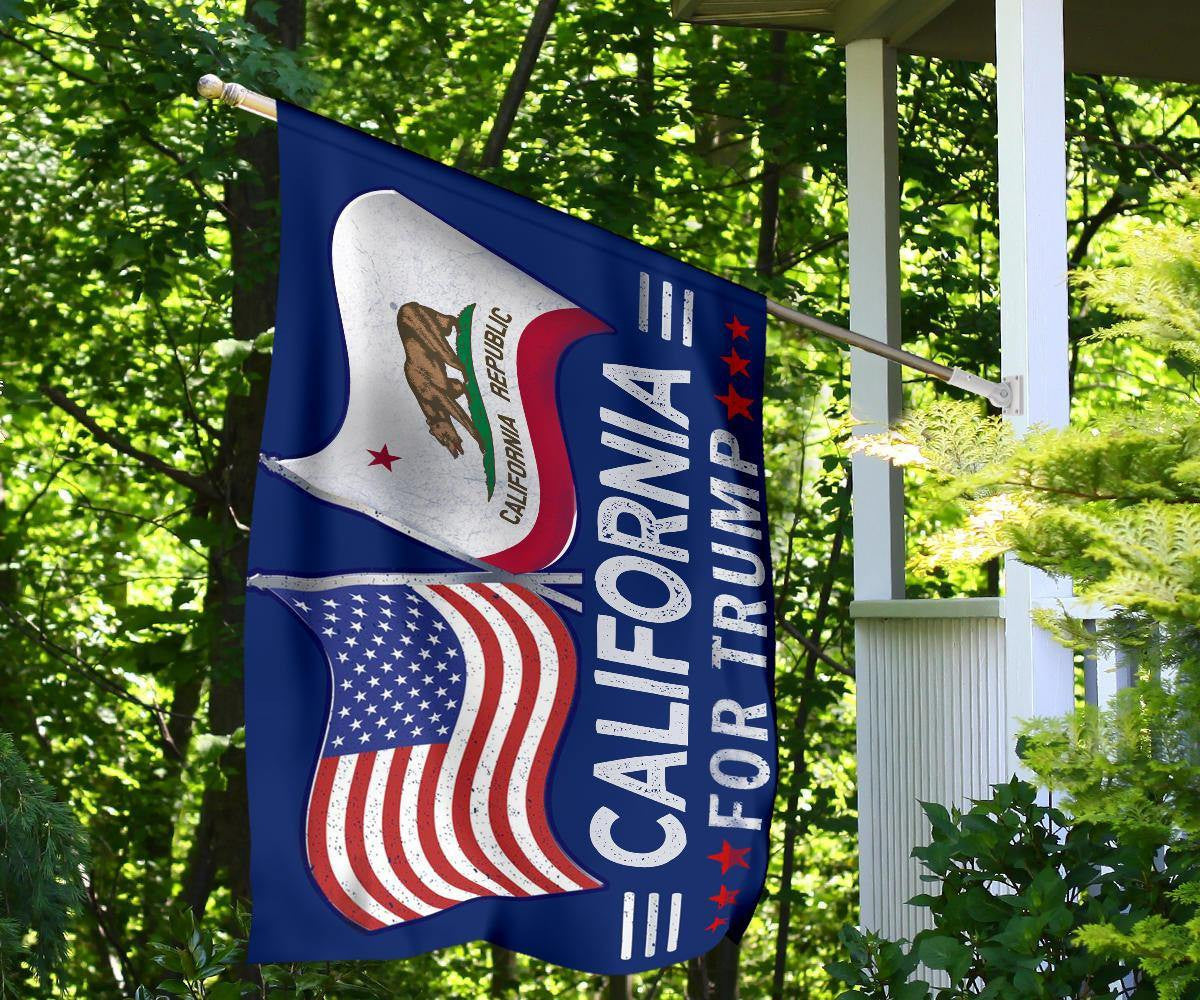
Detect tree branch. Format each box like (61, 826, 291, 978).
(41, 385, 220, 500)
(480, 0, 560, 169)
(778, 619, 853, 678)
(80, 868, 135, 995)
(0, 28, 99, 86)
(0, 596, 193, 751)
(1070, 189, 1126, 269)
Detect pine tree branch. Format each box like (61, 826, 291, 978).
(40, 386, 221, 501)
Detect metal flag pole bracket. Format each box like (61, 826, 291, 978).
(196, 74, 1022, 415)
(762, 300, 1022, 414)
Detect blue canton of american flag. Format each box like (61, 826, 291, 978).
(287, 587, 466, 756)
(266, 578, 600, 931)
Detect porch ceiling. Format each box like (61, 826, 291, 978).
(671, 0, 1200, 84)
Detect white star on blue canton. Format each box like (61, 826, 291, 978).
(284, 585, 467, 759)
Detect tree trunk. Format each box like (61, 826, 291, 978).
(770, 482, 850, 1000)
(755, 31, 788, 278)
(690, 938, 739, 1000)
(490, 944, 519, 997)
(634, 17, 657, 211)
(182, 0, 306, 916)
(606, 974, 633, 1000)
(480, 0, 560, 169)
(709, 938, 740, 1000)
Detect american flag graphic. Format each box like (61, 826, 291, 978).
(271, 579, 600, 929)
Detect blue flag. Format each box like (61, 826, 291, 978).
(244, 103, 776, 975)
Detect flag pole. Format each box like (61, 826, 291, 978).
(196, 74, 1020, 413)
(197, 73, 278, 120)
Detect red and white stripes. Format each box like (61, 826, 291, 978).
(305, 583, 598, 929)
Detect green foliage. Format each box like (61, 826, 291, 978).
(1019, 633, 1200, 999)
(829, 779, 1152, 998)
(131, 907, 390, 999)
(134, 907, 243, 1000)
(1079, 182, 1200, 368)
(0, 731, 86, 996)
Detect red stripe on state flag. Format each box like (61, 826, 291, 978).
(484, 308, 612, 573)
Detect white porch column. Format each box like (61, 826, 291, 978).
(995, 0, 1075, 772)
(846, 37, 904, 937)
(846, 38, 904, 601)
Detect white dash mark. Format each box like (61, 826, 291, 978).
(620, 891, 635, 961)
(667, 893, 682, 952)
(661, 281, 673, 340)
(682, 289, 694, 347)
(638, 272, 650, 333)
(645, 892, 660, 957)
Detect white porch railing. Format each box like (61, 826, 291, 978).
(853, 598, 1136, 941)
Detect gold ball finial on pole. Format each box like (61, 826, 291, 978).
(196, 74, 225, 100)
(195, 74, 278, 121)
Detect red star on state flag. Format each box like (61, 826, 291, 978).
(707, 840, 751, 875)
(721, 346, 751, 377)
(709, 885, 740, 909)
(367, 443, 399, 471)
(715, 384, 754, 420)
(705, 916, 729, 933)
(725, 315, 750, 340)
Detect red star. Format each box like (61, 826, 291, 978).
(709, 885, 740, 909)
(725, 315, 750, 340)
(367, 444, 399, 471)
(707, 840, 751, 875)
(715, 384, 754, 421)
(705, 916, 729, 933)
(721, 346, 751, 377)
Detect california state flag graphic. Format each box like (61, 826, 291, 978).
(262, 189, 611, 573)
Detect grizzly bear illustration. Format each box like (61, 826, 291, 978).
(395, 301, 484, 459)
